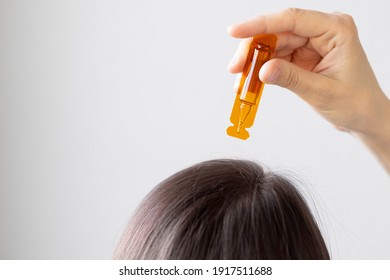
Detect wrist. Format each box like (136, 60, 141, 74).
(354, 90, 390, 141)
(353, 93, 390, 173)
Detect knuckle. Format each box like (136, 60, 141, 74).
(285, 7, 306, 17)
(334, 13, 358, 35)
(339, 13, 355, 26)
(283, 7, 308, 33)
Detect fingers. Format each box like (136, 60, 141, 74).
(259, 58, 333, 106)
(227, 8, 352, 107)
(228, 32, 309, 73)
(227, 38, 252, 73)
(228, 8, 336, 38)
(274, 33, 308, 52)
(233, 74, 241, 93)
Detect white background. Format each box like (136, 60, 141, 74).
(1, 0, 389, 259)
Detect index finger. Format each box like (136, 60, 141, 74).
(228, 8, 336, 38)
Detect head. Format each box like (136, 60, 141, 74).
(114, 159, 329, 259)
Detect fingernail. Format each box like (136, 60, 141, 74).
(229, 53, 237, 66)
(233, 74, 241, 92)
(233, 79, 239, 93)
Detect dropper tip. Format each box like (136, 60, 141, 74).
(227, 125, 249, 140)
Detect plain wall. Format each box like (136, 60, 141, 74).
(1, 0, 389, 259)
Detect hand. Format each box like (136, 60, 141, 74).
(228, 8, 390, 137)
(227, 8, 390, 174)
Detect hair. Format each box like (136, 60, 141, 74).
(113, 159, 330, 259)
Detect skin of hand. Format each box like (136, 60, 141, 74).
(228, 8, 390, 174)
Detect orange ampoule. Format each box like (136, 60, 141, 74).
(227, 34, 277, 140)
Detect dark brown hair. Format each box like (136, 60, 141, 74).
(114, 159, 330, 259)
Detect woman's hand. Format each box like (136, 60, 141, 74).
(228, 8, 390, 174)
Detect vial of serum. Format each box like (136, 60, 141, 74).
(227, 34, 277, 140)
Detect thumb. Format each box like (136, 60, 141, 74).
(259, 59, 329, 101)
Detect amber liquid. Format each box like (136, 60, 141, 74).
(227, 34, 277, 140)
(237, 44, 271, 131)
